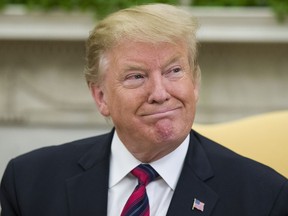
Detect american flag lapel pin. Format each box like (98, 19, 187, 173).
(192, 198, 205, 212)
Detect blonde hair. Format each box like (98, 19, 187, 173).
(85, 3, 201, 85)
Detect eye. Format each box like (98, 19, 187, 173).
(122, 73, 146, 88)
(172, 67, 181, 73)
(165, 66, 184, 80)
(125, 73, 144, 80)
(127, 74, 144, 80)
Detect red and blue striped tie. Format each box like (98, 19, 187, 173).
(121, 164, 159, 216)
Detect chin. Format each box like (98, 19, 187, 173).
(153, 124, 187, 144)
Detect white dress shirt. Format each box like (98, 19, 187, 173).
(107, 131, 190, 216)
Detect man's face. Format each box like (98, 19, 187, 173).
(91, 40, 199, 161)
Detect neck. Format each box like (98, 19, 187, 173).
(126, 141, 182, 163)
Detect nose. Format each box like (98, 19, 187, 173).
(147, 74, 171, 104)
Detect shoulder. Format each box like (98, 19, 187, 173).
(6, 131, 113, 175)
(194, 131, 284, 175)
(192, 131, 288, 214)
(192, 130, 287, 190)
(16, 132, 110, 161)
(0, 131, 113, 214)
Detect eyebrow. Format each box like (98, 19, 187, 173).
(121, 54, 184, 72)
(161, 55, 183, 69)
(124, 65, 146, 71)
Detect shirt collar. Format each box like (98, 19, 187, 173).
(109, 131, 190, 190)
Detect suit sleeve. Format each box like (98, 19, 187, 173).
(269, 180, 288, 216)
(0, 160, 21, 216)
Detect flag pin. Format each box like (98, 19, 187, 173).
(192, 198, 205, 212)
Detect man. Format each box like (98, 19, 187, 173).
(0, 3, 287, 216)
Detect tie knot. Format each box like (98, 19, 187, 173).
(131, 164, 159, 186)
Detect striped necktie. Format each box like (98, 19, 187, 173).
(121, 164, 159, 216)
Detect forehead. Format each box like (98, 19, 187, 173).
(107, 40, 189, 67)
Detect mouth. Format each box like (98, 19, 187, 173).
(141, 107, 181, 118)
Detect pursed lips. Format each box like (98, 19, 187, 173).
(140, 107, 181, 117)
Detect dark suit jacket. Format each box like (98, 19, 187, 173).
(1, 130, 288, 216)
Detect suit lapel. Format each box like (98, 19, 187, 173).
(65, 131, 114, 216)
(167, 131, 219, 216)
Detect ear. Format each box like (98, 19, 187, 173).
(193, 65, 201, 102)
(89, 82, 110, 117)
(194, 83, 200, 103)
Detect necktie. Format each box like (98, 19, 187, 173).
(121, 164, 159, 216)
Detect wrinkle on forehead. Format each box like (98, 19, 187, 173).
(107, 40, 189, 72)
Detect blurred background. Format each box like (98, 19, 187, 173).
(0, 0, 288, 178)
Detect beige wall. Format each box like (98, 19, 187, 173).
(0, 41, 104, 127)
(196, 42, 288, 123)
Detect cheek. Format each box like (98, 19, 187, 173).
(172, 79, 196, 102)
(107, 89, 141, 115)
